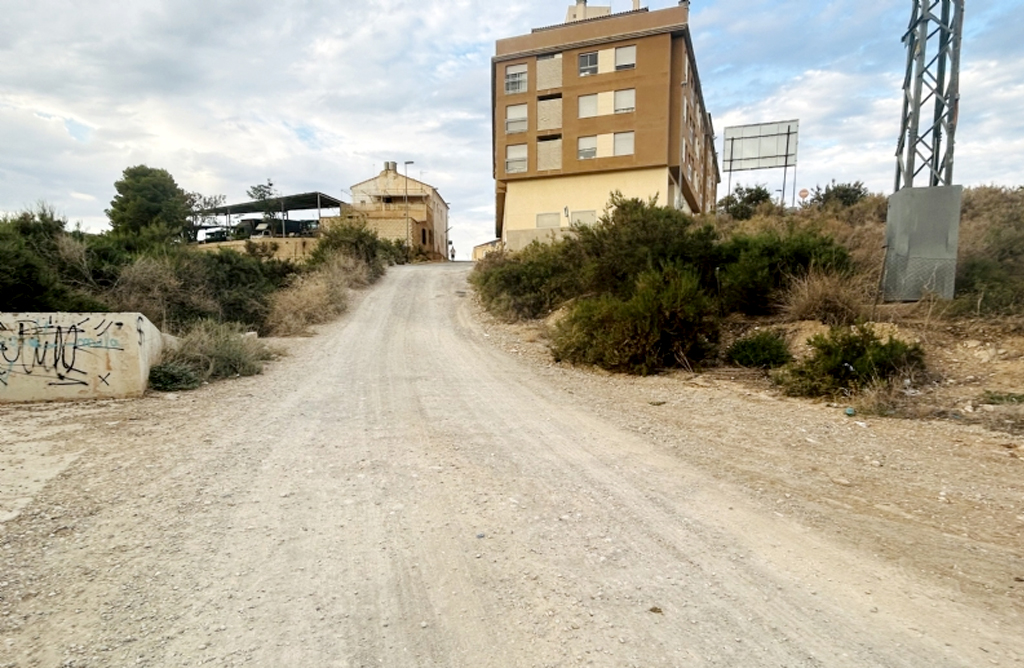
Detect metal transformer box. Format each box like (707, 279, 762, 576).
(883, 185, 962, 301)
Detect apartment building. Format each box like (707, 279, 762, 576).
(344, 162, 450, 260)
(492, 0, 719, 251)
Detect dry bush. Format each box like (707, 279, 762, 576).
(106, 256, 180, 325)
(959, 185, 1024, 260)
(333, 252, 372, 289)
(851, 372, 929, 418)
(266, 254, 369, 336)
(55, 234, 92, 288)
(105, 255, 218, 329)
(780, 269, 869, 326)
(150, 320, 276, 391)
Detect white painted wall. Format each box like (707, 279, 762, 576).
(0, 313, 163, 403)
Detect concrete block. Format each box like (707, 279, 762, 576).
(0, 313, 164, 403)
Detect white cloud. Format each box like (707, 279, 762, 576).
(0, 0, 1021, 254)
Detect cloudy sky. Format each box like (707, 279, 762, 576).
(1, 0, 1021, 257)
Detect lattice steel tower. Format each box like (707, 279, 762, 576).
(894, 0, 964, 191)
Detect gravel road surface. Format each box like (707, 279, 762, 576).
(1, 263, 1021, 667)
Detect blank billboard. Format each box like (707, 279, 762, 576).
(722, 120, 799, 173)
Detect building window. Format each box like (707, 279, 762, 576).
(537, 136, 563, 171)
(615, 45, 636, 70)
(578, 52, 598, 77)
(537, 96, 562, 131)
(505, 63, 527, 94)
(613, 131, 634, 156)
(536, 52, 563, 90)
(536, 212, 561, 229)
(506, 104, 527, 133)
(506, 144, 527, 173)
(578, 94, 598, 118)
(570, 210, 597, 226)
(613, 89, 635, 113)
(578, 136, 597, 160)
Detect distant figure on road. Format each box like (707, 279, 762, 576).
(450, 247, 456, 261)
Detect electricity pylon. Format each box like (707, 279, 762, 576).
(894, 0, 964, 191)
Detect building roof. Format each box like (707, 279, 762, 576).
(203, 191, 344, 216)
(495, 3, 686, 60)
(539, 6, 645, 33)
(350, 170, 449, 207)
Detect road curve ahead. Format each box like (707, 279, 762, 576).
(2, 263, 1015, 667)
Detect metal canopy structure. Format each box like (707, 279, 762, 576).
(894, 0, 964, 191)
(203, 191, 343, 217)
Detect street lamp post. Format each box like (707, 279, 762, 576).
(404, 160, 414, 250)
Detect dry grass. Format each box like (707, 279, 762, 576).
(151, 320, 277, 391)
(959, 185, 1024, 259)
(55, 234, 94, 289)
(850, 366, 934, 418)
(705, 194, 889, 287)
(779, 269, 869, 326)
(266, 254, 371, 336)
(106, 256, 216, 329)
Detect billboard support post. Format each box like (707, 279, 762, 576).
(780, 128, 792, 209)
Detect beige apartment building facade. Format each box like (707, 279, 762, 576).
(346, 162, 450, 260)
(492, 0, 718, 251)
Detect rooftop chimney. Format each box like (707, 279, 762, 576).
(633, 0, 641, 9)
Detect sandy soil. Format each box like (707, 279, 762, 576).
(1, 263, 1021, 667)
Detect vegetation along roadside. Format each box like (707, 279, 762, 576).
(0, 165, 407, 392)
(471, 184, 1024, 431)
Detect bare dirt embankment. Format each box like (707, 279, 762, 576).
(1, 263, 1022, 667)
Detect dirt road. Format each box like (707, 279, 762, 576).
(1, 263, 1021, 667)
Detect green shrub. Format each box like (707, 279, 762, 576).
(470, 240, 585, 320)
(0, 213, 109, 312)
(154, 320, 276, 390)
(471, 195, 865, 377)
(192, 249, 294, 331)
(551, 266, 718, 375)
(717, 185, 773, 220)
(981, 391, 1024, 405)
(726, 330, 792, 368)
(949, 257, 1024, 316)
(808, 180, 870, 208)
(573, 193, 719, 298)
(952, 186, 1024, 316)
(778, 324, 925, 397)
(717, 230, 852, 315)
(148, 361, 203, 391)
(107, 248, 295, 333)
(311, 221, 397, 279)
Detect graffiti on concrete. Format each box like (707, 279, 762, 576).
(0, 316, 127, 388)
